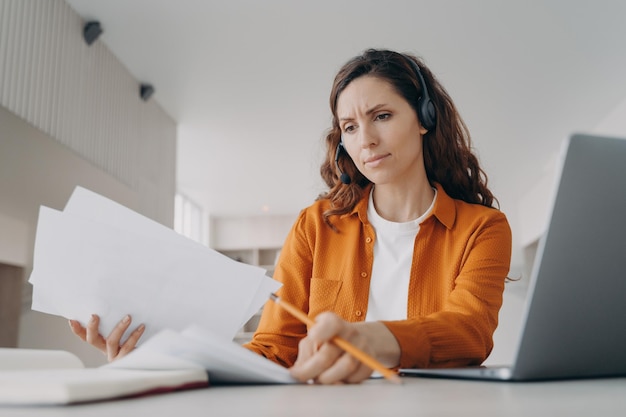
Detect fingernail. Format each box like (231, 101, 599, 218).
(123, 314, 131, 324)
(89, 314, 96, 324)
(137, 324, 145, 332)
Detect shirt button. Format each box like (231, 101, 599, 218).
(361, 272, 367, 277)
(366, 237, 372, 243)
(355, 311, 362, 317)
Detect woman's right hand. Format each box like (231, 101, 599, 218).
(68, 314, 145, 362)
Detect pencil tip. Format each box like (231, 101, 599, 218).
(269, 293, 278, 301)
(390, 374, 403, 385)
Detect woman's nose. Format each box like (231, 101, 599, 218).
(358, 123, 378, 148)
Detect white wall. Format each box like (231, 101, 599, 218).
(593, 96, 626, 137)
(209, 214, 296, 250)
(0, 212, 29, 267)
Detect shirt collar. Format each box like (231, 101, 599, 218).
(348, 183, 456, 230)
(430, 183, 456, 230)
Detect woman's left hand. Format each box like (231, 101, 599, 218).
(68, 314, 144, 362)
(289, 312, 399, 384)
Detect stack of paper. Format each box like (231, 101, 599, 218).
(29, 186, 281, 342)
(2, 190, 296, 406)
(107, 325, 296, 384)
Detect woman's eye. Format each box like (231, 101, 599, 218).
(343, 125, 356, 133)
(375, 113, 391, 121)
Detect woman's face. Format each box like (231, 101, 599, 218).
(336, 75, 428, 186)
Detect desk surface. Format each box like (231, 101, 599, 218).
(3, 376, 626, 417)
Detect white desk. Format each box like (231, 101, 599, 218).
(3, 377, 625, 416)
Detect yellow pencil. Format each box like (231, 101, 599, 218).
(269, 293, 402, 384)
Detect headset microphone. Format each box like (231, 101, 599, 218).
(334, 142, 352, 185)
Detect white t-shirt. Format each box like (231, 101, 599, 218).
(365, 188, 437, 322)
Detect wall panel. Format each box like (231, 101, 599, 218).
(0, 0, 175, 225)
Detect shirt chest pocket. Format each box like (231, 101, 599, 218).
(308, 278, 343, 319)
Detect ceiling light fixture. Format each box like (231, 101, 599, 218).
(83, 21, 102, 46)
(140, 83, 155, 101)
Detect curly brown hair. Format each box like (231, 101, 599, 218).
(318, 49, 497, 227)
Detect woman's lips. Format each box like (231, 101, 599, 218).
(364, 153, 390, 167)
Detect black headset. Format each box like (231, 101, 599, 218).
(334, 53, 437, 185)
(405, 55, 437, 131)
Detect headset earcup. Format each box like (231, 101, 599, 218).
(418, 97, 436, 131)
(406, 54, 437, 131)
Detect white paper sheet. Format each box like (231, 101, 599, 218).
(29, 187, 281, 342)
(107, 326, 296, 384)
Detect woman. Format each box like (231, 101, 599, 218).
(71, 48, 512, 385)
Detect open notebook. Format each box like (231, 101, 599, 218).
(401, 133, 626, 381)
(0, 347, 208, 405)
(0, 326, 296, 405)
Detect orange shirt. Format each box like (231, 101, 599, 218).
(245, 183, 512, 369)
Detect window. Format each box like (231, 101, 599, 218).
(174, 193, 208, 245)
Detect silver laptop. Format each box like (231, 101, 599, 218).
(400, 133, 626, 381)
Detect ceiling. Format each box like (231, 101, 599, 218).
(64, 0, 626, 230)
